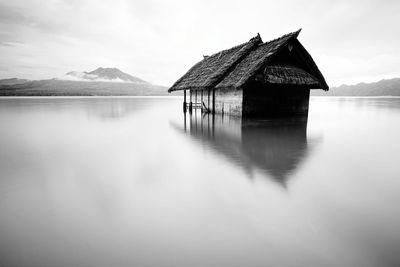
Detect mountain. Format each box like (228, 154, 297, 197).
(0, 78, 30, 86)
(66, 67, 148, 83)
(3, 73, 399, 97)
(312, 78, 400, 96)
(0, 79, 169, 96)
(0, 67, 174, 96)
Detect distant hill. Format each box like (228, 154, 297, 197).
(0, 78, 30, 86)
(66, 67, 148, 83)
(9, 71, 399, 97)
(0, 67, 173, 96)
(312, 78, 400, 96)
(0, 79, 169, 96)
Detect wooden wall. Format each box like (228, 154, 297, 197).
(242, 82, 310, 117)
(213, 87, 243, 116)
(188, 83, 310, 117)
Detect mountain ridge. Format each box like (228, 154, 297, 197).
(66, 67, 148, 83)
(0, 78, 30, 86)
(312, 78, 400, 96)
(2, 71, 399, 97)
(0, 79, 169, 96)
(0, 67, 171, 96)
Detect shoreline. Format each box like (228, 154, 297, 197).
(1, 95, 400, 99)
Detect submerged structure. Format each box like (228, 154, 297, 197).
(168, 29, 328, 117)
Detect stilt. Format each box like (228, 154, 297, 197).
(201, 90, 204, 113)
(183, 90, 187, 113)
(189, 110, 193, 130)
(211, 111, 215, 138)
(195, 107, 197, 131)
(206, 111, 211, 136)
(212, 88, 215, 114)
(194, 90, 197, 115)
(208, 89, 210, 112)
(189, 90, 193, 113)
(183, 110, 187, 131)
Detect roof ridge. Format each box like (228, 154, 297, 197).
(233, 29, 302, 88)
(168, 35, 263, 92)
(202, 35, 263, 89)
(206, 34, 262, 58)
(258, 29, 301, 47)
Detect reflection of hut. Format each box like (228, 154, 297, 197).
(168, 29, 328, 117)
(177, 113, 311, 186)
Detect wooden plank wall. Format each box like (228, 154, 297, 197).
(214, 87, 243, 116)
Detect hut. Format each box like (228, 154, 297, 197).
(168, 29, 329, 117)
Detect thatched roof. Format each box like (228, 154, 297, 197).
(168, 29, 329, 92)
(253, 65, 323, 87)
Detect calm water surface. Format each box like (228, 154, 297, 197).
(1, 97, 400, 267)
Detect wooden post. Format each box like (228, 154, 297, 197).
(183, 109, 187, 131)
(201, 90, 204, 113)
(208, 89, 210, 112)
(212, 88, 216, 114)
(189, 109, 193, 131)
(189, 90, 193, 113)
(201, 107, 203, 132)
(207, 112, 210, 137)
(194, 90, 197, 115)
(195, 105, 197, 131)
(183, 90, 187, 113)
(212, 110, 215, 138)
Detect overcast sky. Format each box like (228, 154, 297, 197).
(0, 0, 399, 87)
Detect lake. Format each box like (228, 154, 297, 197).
(1, 96, 400, 267)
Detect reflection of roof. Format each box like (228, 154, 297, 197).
(169, 29, 328, 92)
(173, 115, 312, 187)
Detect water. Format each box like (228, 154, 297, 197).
(1, 96, 400, 267)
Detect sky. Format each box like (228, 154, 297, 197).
(0, 0, 399, 87)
